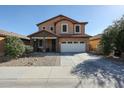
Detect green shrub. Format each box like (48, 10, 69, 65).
(100, 15, 124, 56)
(115, 30, 124, 53)
(5, 36, 25, 58)
(25, 45, 33, 54)
(100, 32, 113, 55)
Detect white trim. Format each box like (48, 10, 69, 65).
(61, 23, 68, 33)
(32, 37, 44, 39)
(74, 24, 81, 34)
(49, 26, 54, 31)
(32, 37, 57, 39)
(45, 37, 57, 39)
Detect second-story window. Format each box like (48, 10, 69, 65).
(49, 26, 54, 31)
(61, 23, 68, 33)
(76, 26, 80, 32)
(75, 25, 81, 33)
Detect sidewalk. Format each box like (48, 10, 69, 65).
(0, 67, 80, 88)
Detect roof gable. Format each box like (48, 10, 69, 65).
(28, 30, 58, 37)
(37, 15, 88, 26)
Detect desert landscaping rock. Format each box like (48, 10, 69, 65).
(71, 54, 124, 88)
(0, 53, 60, 66)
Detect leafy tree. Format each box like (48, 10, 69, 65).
(115, 30, 124, 52)
(100, 32, 112, 55)
(100, 15, 124, 56)
(5, 36, 25, 58)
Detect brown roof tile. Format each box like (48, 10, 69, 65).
(90, 34, 102, 40)
(37, 14, 88, 26)
(28, 30, 91, 38)
(28, 30, 59, 37)
(59, 34, 91, 38)
(0, 29, 29, 40)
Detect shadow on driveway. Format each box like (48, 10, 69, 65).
(71, 57, 124, 88)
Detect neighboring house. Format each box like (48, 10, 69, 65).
(89, 34, 102, 52)
(28, 15, 91, 53)
(0, 29, 30, 56)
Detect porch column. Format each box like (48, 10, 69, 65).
(43, 37, 46, 52)
(56, 38, 59, 52)
(31, 39, 35, 51)
(31, 38, 37, 52)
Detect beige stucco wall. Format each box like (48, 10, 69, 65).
(38, 16, 62, 32)
(89, 39, 101, 51)
(56, 20, 74, 35)
(59, 37, 88, 43)
(0, 36, 5, 56)
(38, 16, 85, 35)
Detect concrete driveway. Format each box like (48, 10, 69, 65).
(0, 53, 124, 88)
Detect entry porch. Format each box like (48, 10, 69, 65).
(28, 30, 59, 52)
(32, 37, 58, 52)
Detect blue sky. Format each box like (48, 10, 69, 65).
(0, 5, 124, 36)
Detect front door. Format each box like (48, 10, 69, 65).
(51, 39, 56, 52)
(33, 40, 39, 52)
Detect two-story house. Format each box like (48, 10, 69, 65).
(28, 15, 90, 52)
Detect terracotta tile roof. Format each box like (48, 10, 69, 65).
(37, 14, 88, 26)
(28, 30, 91, 38)
(0, 29, 29, 40)
(90, 34, 102, 40)
(28, 30, 59, 37)
(59, 34, 91, 38)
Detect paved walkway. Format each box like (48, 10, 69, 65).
(0, 67, 79, 88)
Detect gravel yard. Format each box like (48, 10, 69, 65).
(71, 54, 124, 88)
(0, 53, 60, 66)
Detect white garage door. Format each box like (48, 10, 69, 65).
(60, 41, 86, 52)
